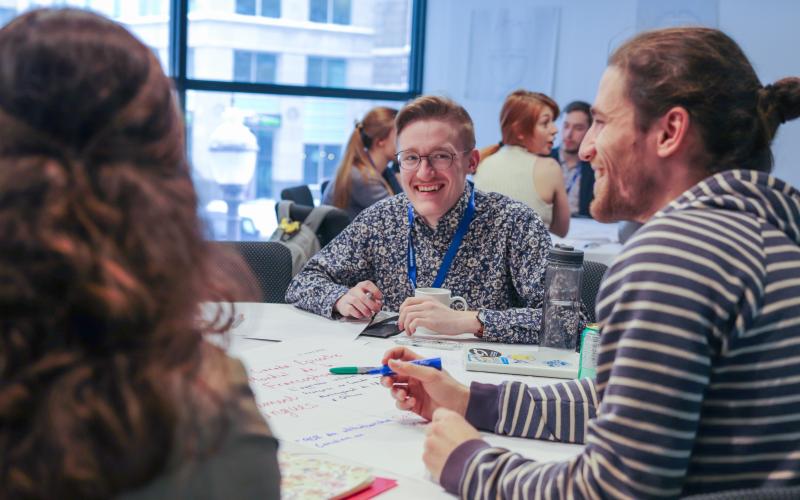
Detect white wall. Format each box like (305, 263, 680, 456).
(423, 0, 800, 185)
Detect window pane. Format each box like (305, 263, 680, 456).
(309, 0, 327, 22)
(0, 1, 171, 73)
(187, 91, 400, 240)
(189, 0, 414, 91)
(306, 56, 323, 87)
(332, 0, 350, 25)
(233, 50, 253, 82)
(255, 53, 277, 83)
(236, 0, 256, 16)
(261, 0, 280, 18)
(327, 58, 346, 88)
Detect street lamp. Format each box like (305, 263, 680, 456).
(208, 107, 259, 240)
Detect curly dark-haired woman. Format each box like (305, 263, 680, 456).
(0, 9, 279, 499)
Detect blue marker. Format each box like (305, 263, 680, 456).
(329, 357, 442, 376)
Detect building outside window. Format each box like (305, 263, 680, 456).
(236, 0, 280, 18)
(0, 0, 422, 240)
(234, 50, 278, 84)
(306, 57, 346, 87)
(309, 0, 350, 25)
(139, 0, 161, 16)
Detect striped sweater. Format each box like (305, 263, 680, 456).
(441, 170, 800, 498)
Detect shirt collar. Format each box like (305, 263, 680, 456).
(411, 183, 471, 236)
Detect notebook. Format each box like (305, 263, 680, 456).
(280, 453, 374, 500)
(465, 346, 579, 379)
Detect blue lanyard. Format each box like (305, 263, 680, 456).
(407, 186, 476, 289)
(565, 167, 581, 195)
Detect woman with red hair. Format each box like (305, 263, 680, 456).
(474, 90, 570, 237)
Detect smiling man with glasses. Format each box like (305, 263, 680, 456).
(286, 95, 555, 343)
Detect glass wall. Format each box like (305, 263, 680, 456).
(0, 0, 423, 241)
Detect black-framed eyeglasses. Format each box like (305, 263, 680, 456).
(396, 150, 471, 171)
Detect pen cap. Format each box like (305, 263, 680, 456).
(412, 357, 442, 370)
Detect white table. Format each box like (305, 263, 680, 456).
(224, 303, 585, 499)
(552, 217, 624, 266)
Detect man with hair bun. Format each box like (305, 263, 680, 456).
(381, 27, 800, 499)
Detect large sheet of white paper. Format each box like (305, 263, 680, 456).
(238, 340, 584, 485)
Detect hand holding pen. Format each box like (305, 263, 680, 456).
(378, 347, 470, 422)
(334, 280, 383, 319)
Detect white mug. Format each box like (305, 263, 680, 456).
(413, 288, 468, 335)
(414, 287, 468, 310)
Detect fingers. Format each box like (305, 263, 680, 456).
(381, 346, 423, 365)
(358, 280, 383, 301)
(407, 317, 433, 336)
(349, 296, 372, 318)
(387, 358, 440, 382)
(336, 282, 384, 319)
(395, 396, 416, 411)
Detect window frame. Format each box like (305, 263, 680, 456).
(169, 0, 426, 105)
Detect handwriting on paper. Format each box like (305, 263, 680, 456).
(249, 349, 381, 418)
(298, 418, 394, 448)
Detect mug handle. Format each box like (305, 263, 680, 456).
(450, 296, 468, 311)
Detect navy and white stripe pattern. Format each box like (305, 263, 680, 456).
(444, 170, 800, 498)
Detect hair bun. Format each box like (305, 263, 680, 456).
(759, 78, 800, 136)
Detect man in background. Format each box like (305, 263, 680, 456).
(550, 100, 595, 217)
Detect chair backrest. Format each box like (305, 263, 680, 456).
(681, 486, 800, 500)
(582, 260, 608, 323)
(274, 202, 351, 248)
(219, 241, 293, 303)
(280, 185, 314, 207)
(320, 179, 330, 198)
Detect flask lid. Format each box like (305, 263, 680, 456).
(548, 243, 584, 266)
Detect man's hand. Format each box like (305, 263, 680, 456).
(398, 297, 481, 335)
(334, 281, 383, 319)
(424, 408, 482, 482)
(380, 347, 470, 421)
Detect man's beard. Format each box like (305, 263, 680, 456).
(590, 164, 660, 223)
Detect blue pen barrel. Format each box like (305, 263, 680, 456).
(380, 357, 442, 376)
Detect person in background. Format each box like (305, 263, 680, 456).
(287, 96, 552, 344)
(550, 100, 595, 217)
(382, 26, 800, 498)
(0, 9, 279, 499)
(474, 90, 570, 236)
(322, 106, 400, 219)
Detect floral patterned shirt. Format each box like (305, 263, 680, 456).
(285, 185, 552, 343)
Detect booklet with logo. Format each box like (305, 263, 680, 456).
(465, 346, 579, 379)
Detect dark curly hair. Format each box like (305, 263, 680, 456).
(0, 8, 249, 498)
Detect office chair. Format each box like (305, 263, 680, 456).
(681, 486, 800, 500)
(280, 185, 314, 207)
(582, 260, 608, 323)
(320, 179, 330, 198)
(274, 201, 351, 248)
(217, 241, 293, 303)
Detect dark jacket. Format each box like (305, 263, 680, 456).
(550, 147, 594, 217)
